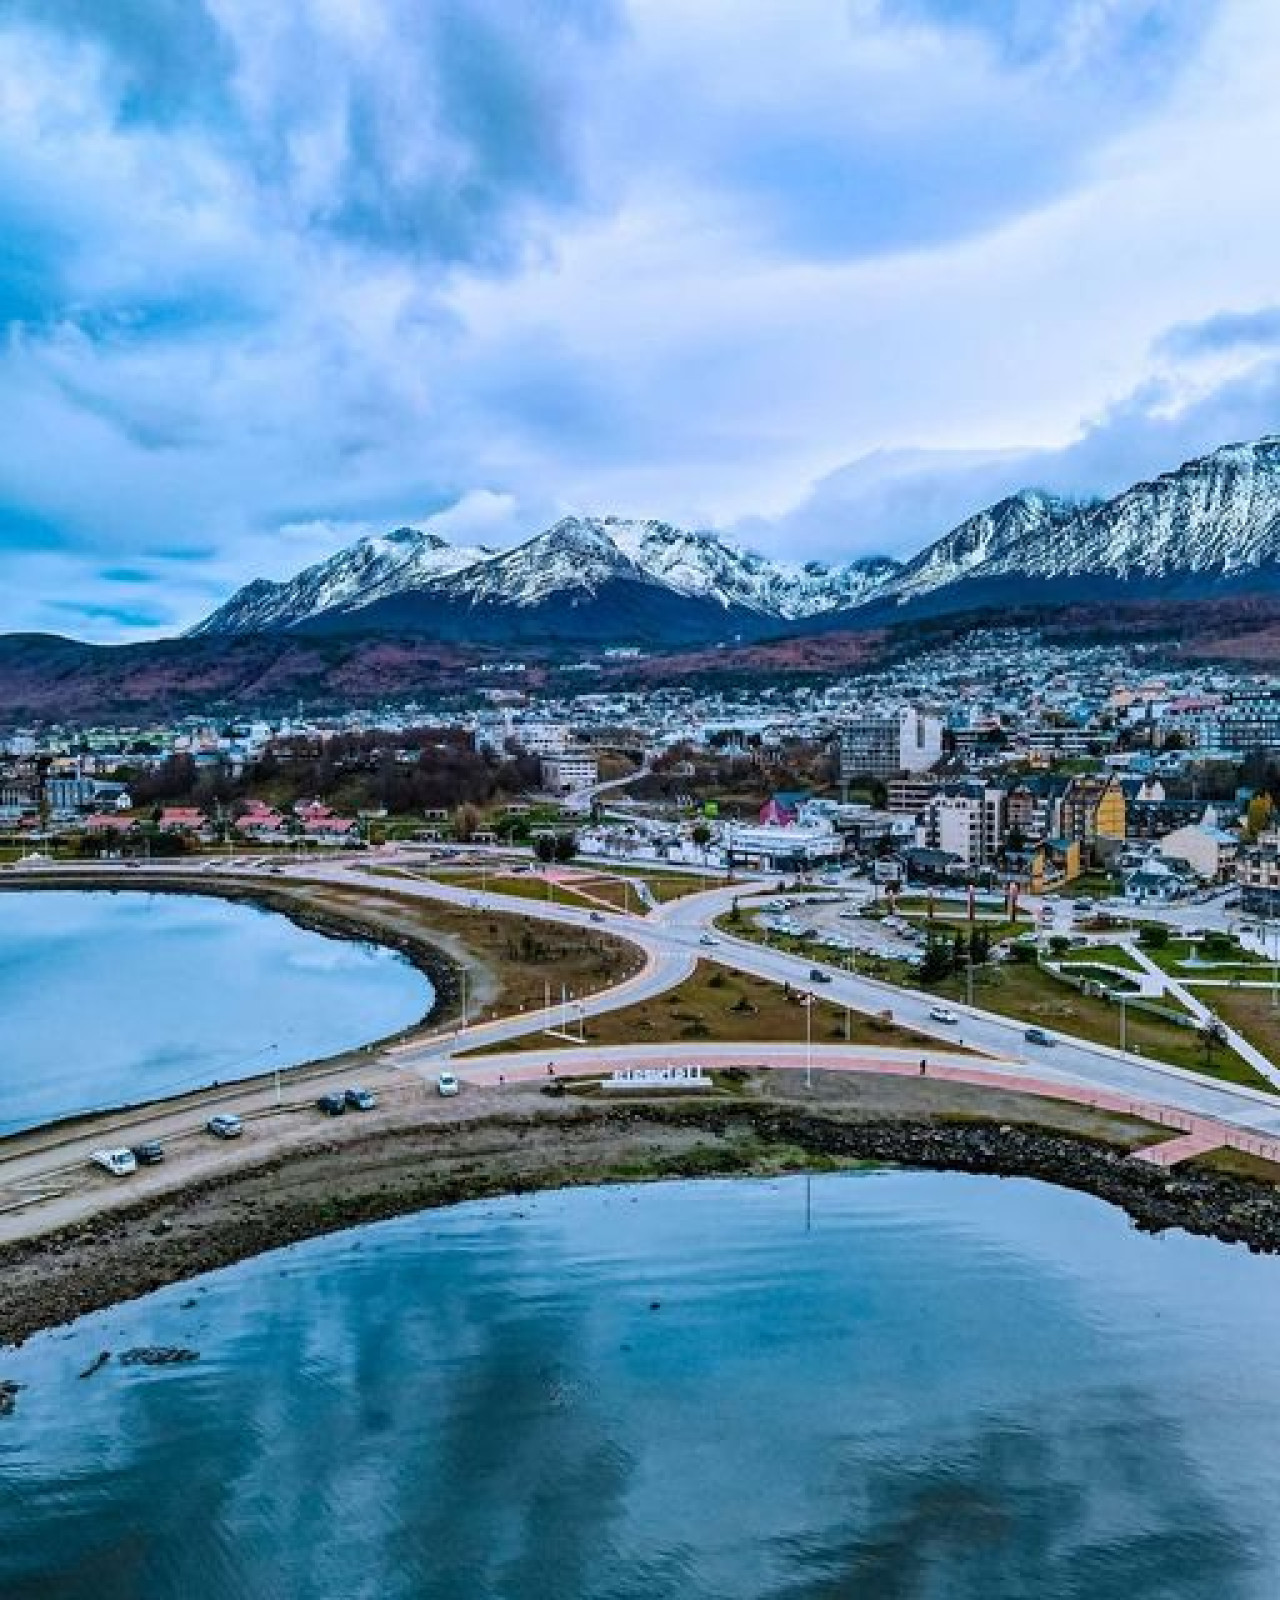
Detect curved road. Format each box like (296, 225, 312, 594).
(4, 852, 1280, 1242)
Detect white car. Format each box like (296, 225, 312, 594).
(437, 1071, 461, 1097)
(90, 1147, 138, 1177)
(699, 934, 718, 946)
(929, 1006, 960, 1026)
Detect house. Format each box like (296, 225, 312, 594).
(1056, 774, 1125, 864)
(1157, 808, 1239, 882)
(157, 807, 206, 834)
(1125, 857, 1192, 904)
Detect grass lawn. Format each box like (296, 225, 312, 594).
(1188, 987, 1280, 1068)
(1057, 943, 1145, 974)
(463, 961, 953, 1056)
(274, 880, 641, 1023)
(717, 910, 1269, 1090)
(1141, 937, 1268, 975)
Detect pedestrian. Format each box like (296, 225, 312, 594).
(919, 1058, 927, 1076)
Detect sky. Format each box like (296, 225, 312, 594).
(3, 0, 1280, 639)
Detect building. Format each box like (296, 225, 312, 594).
(1057, 774, 1125, 863)
(1157, 808, 1239, 882)
(540, 752, 599, 794)
(512, 721, 572, 757)
(886, 777, 939, 815)
(723, 822, 843, 871)
(838, 707, 943, 782)
(1196, 691, 1280, 756)
(920, 785, 1006, 869)
(1238, 830, 1280, 916)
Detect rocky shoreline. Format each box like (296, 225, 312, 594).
(3, 1093, 1279, 1351)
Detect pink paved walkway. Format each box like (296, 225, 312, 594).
(462, 1047, 1280, 1171)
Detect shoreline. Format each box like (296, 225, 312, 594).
(5, 1081, 1280, 1349)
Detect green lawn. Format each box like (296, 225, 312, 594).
(1057, 943, 1145, 974)
(720, 911, 1270, 1091)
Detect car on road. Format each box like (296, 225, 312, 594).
(809, 967, 832, 983)
(90, 1147, 137, 1177)
(345, 1086, 377, 1111)
(206, 1113, 243, 1139)
(131, 1140, 165, 1166)
(437, 1070, 461, 1097)
(700, 934, 718, 946)
(316, 1092, 346, 1116)
(590, 912, 605, 923)
(929, 1006, 960, 1025)
(1024, 1027, 1056, 1047)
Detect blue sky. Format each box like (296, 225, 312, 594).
(2, 0, 1280, 638)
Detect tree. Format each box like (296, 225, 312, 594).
(1246, 792, 1274, 839)
(690, 821, 712, 852)
(454, 803, 481, 843)
(533, 831, 578, 865)
(1138, 922, 1170, 949)
(919, 935, 953, 984)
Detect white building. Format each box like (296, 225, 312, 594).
(514, 721, 572, 757)
(541, 752, 599, 794)
(1158, 808, 1239, 881)
(839, 707, 943, 781)
(723, 822, 843, 871)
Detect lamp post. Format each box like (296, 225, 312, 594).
(804, 991, 814, 1091)
(1119, 990, 1127, 1054)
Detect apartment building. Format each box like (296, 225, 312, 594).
(838, 707, 943, 782)
(540, 752, 599, 794)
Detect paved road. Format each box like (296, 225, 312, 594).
(8, 856, 1280, 1161)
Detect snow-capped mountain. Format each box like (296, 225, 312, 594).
(960, 437, 1280, 586)
(600, 516, 897, 617)
(868, 437, 1280, 611)
(188, 526, 493, 636)
(189, 435, 1280, 645)
(192, 513, 903, 637)
(879, 490, 1086, 604)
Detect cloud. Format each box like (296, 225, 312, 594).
(0, 0, 1278, 639)
(1156, 306, 1280, 361)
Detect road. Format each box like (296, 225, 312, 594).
(5, 853, 1280, 1240)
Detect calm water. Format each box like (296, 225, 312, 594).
(0, 890, 432, 1132)
(2, 1172, 1278, 1599)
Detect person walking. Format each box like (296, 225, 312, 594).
(919, 1058, 927, 1076)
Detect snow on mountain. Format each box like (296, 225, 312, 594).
(192, 513, 902, 633)
(602, 516, 899, 617)
(881, 490, 1084, 604)
(188, 526, 492, 636)
(189, 437, 1280, 641)
(426, 517, 659, 609)
(967, 437, 1280, 584)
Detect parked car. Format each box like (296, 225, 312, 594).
(206, 1113, 243, 1139)
(90, 1147, 137, 1177)
(929, 1006, 959, 1025)
(1024, 1027, 1056, 1047)
(131, 1140, 165, 1166)
(316, 1092, 346, 1116)
(809, 967, 832, 983)
(344, 1086, 377, 1111)
(437, 1071, 460, 1097)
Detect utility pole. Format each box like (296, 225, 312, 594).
(804, 992, 814, 1091)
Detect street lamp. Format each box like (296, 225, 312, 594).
(804, 991, 814, 1091)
